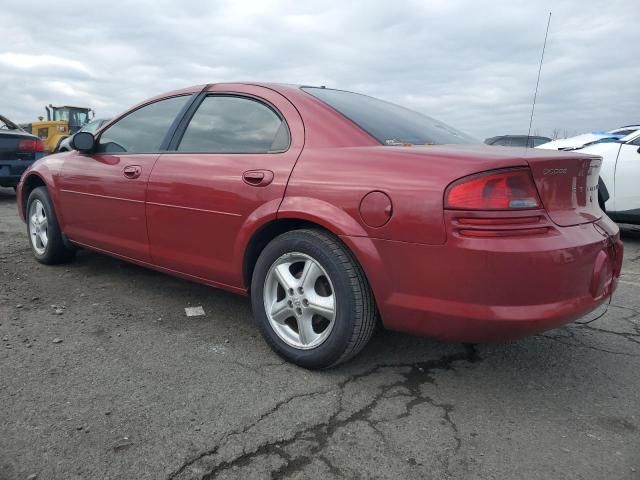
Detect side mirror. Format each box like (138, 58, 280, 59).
(71, 131, 96, 153)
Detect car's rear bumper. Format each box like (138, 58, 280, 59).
(0, 158, 40, 187)
(346, 215, 623, 343)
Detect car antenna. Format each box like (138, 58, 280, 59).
(526, 11, 552, 151)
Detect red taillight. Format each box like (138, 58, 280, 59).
(18, 139, 45, 152)
(445, 169, 541, 210)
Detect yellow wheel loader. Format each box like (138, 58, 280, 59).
(21, 105, 94, 153)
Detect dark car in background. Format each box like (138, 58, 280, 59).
(485, 135, 551, 148)
(0, 115, 45, 189)
(56, 117, 110, 152)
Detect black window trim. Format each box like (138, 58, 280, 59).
(94, 93, 199, 155)
(167, 92, 292, 154)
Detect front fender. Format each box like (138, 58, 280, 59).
(17, 156, 64, 221)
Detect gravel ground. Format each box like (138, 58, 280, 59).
(1, 186, 639, 480)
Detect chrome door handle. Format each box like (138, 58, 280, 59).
(242, 170, 274, 187)
(123, 165, 141, 179)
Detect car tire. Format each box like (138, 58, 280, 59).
(251, 229, 377, 369)
(26, 187, 75, 264)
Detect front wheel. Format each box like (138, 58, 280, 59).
(26, 187, 75, 264)
(251, 229, 377, 369)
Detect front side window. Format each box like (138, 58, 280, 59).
(97, 96, 189, 153)
(177, 96, 289, 153)
(302, 87, 477, 145)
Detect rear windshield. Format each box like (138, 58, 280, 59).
(302, 87, 477, 145)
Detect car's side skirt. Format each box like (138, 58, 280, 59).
(69, 239, 248, 296)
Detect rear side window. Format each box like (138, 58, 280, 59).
(97, 95, 189, 153)
(177, 96, 289, 153)
(302, 87, 477, 145)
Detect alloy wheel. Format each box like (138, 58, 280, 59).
(29, 199, 48, 255)
(263, 252, 336, 349)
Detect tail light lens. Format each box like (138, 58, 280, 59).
(445, 169, 541, 210)
(18, 139, 45, 152)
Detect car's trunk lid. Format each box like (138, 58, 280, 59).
(524, 151, 602, 226)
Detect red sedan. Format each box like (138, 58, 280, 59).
(16, 83, 623, 368)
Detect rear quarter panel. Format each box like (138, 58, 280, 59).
(282, 145, 530, 245)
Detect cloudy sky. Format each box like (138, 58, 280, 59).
(1, 0, 638, 139)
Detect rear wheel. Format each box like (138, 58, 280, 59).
(251, 229, 377, 369)
(26, 187, 75, 264)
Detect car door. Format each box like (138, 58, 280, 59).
(613, 134, 640, 216)
(56, 94, 192, 260)
(146, 84, 304, 288)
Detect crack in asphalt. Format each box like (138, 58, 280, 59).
(579, 324, 640, 345)
(167, 345, 480, 480)
(166, 389, 335, 480)
(540, 324, 640, 357)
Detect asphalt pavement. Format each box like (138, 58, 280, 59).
(1, 186, 638, 480)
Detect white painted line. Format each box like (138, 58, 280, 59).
(185, 306, 206, 317)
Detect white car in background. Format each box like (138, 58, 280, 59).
(609, 124, 640, 137)
(537, 125, 640, 151)
(537, 131, 623, 151)
(577, 130, 640, 224)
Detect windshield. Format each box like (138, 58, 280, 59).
(302, 87, 477, 145)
